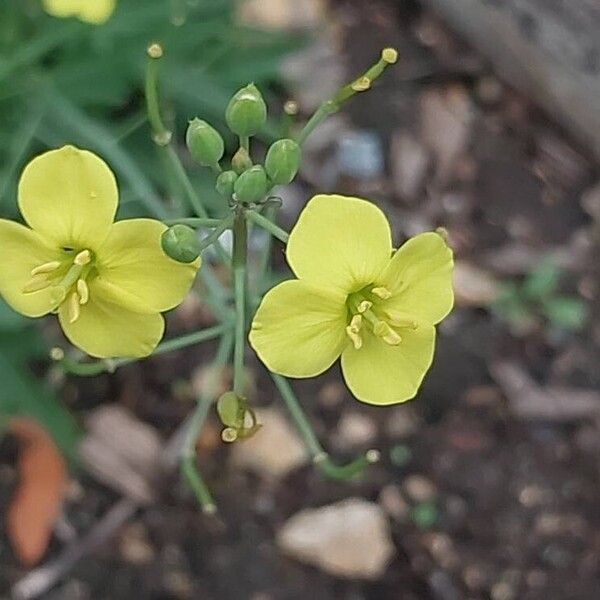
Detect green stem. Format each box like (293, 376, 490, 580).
(181, 332, 234, 513)
(253, 205, 276, 303)
(144, 49, 172, 146)
(271, 373, 380, 480)
(60, 322, 232, 377)
(232, 209, 248, 396)
(246, 210, 289, 244)
(197, 214, 235, 253)
(144, 47, 229, 265)
(239, 136, 249, 152)
(297, 48, 397, 146)
(165, 217, 223, 227)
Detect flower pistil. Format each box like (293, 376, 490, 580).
(23, 248, 94, 323)
(345, 286, 418, 350)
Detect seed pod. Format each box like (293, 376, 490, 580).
(225, 84, 267, 137)
(265, 138, 301, 185)
(234, 165, 268, 204)
(231, 147, 253, 174)
(161, 224, 201, 263)
(185, 118, 224, 167)
(215, 170, 238, 197)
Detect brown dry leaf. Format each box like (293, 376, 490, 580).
(7, 418, 67, 566)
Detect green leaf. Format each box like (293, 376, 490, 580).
(542, 297, 587, 331)
(522, 262, 560, 300)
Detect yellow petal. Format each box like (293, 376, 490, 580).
(95, 219, 200, 313)
(43, 0, 116, 24)
(0, 220, 61, 317)
(58, 295, 165, 358)
(18, 146, 118, 251)
(377, 232, 454, 325)
(341, 324, 436, 405)
(249, 279, 348, 378)
(286, 194, 393, 293)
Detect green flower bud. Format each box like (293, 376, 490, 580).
(265, 138, 301, 185)
(217, 391, 245, 429)
(161, 224, 201, 263)
(185, 118, 224, 167)
(215, 170, 238, 197)
(231, 147, 253, 174)
(225, 83, 267, 137)
(234, 165, 268, 204)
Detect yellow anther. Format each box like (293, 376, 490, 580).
(77, 279, 89, 305)
(349, 314, 362, 333)
(74, 249, 91, 266)
(374, 321, 401, 346)
(351, 76, 371, 92)
(385, 309, 419, 330)
(357, 300, 373, 314)
(67, 291, 81, 323)
(382, 48, 398, 64)
(284, 100, 299, 115)
(221, 427, 238, 443)
(371, 286, 392, 300)
(30, 261, 61, 276)
(346, 325, 363, 350)
(147, 42, 163, 59)
(49, 347, 65, 361)
(22, 275, 51, 294)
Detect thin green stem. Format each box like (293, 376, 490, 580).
(232, 209, 248, 396)
(296, 48, 397, 146)
(239, 136, 249, 152)
(246, 210, 289, 244)
(197, 214, 235, 253)
(144, 50, 172, 146)
(165, 217, 223, 227)
(181, 332, 234, 514)
(143, 47, 229, 265)
(59, 322, 232, 377)
(253, 204, 276, 303)
(271, 373, 380, 480)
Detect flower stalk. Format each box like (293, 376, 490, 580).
(232, 208, 248, 396)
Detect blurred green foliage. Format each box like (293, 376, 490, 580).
(493, 261, 587, 334)
(0, 0, 303, 454)
(0, 0, 302, 219)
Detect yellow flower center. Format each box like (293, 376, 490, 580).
(23, 248, 95, 323)
(345, 286, 418, 350)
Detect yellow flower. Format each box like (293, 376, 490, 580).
(42, 0, 116, 24)
(0, 146, 199, 358)
(249, 194, 454, 405)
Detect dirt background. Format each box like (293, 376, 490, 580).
(2, 0, 600, 598)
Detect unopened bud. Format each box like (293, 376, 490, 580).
(234, 165, 267, 204)
(265, 138, 301, 185)
(215, 170, 238, 197)
(231, 147, 253, 174)
(217, 391, 244, 429)
(161, 224, 201, 263)
(186, 118, 224, 167)
(225, 83, 267, 137)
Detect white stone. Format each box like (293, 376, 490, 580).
(230, 408, 308, 478)
(277, 498, 395, 579)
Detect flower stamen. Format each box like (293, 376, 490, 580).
(22, 274, 52, 294)
(371, 286, 392, 300)
(74, 249, 91, 266)
(77, 279, 90, 305)
(30, 261, 61, 276)
(67, 291, 81, 323)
